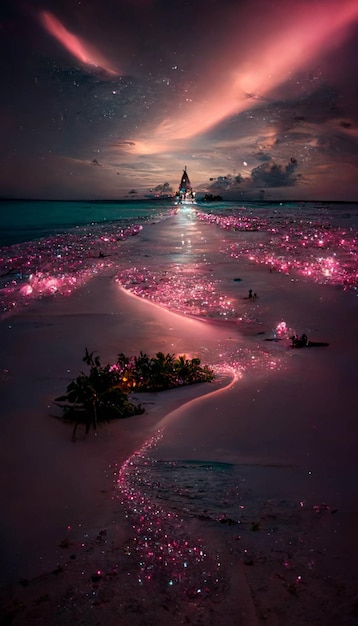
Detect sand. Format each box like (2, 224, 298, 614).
(0, 211, 357, 625)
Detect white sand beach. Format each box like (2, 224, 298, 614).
(1, 211, 357, 625)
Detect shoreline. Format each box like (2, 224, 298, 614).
(1, 212, 357, 624)
(0, 269, 242, 624)
(0, 260, 236, 587)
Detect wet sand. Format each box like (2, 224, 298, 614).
(0, 211, 357, 625)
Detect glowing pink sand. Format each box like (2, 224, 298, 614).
(0, 209, 357, 624)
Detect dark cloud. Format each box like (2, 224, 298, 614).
(206, 159, 299, 196)
(316, 130, 358, 158)
(153, 182, 173, 194)
(251, 160, 299, 188)
(208, 176, 234, 192)
(253, 152, 272, 162)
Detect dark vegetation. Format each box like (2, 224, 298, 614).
(55, 348, 215, 440)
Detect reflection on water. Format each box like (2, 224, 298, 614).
(2, 202, 357, 319)
(116, 430, 223, 596)
(115, 426, 350, 619)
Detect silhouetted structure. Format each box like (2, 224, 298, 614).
(176, 166, 196, 203)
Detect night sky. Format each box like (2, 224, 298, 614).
(1, 0, 357, 201)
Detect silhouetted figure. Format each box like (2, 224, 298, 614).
(248, 289, 253, 299)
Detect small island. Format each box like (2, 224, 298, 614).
(55, 348, 215, 440)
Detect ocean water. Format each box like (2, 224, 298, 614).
(0, 198, 178, 316)
(0, 198, 175, 246)
(1, 198, 358, 615)
(1, 198, 357, 320)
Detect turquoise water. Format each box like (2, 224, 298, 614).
(1, 199, 357, 247)
(1, 198, 357, 318)
(0, 199, 176, 246)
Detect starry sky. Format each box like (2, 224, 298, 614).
(1, 0, 357, 201)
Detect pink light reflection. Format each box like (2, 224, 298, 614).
(116, 430, 222, 592)
(197, 210, 358, 290)
(0, 222, 143, 318)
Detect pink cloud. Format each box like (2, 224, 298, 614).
(134, 0, 358, 152)
(40, 11, 119, 76)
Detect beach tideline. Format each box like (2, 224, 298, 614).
(0, 211, 357, 625)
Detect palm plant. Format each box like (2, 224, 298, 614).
(132, 351, 152, 390)
(115, 352, 135, 392)
(55, 348, 214, 440)
(174, 355, 215, 384)
(55, 349, 143, 440)
(173, 354, 192, 385)
(149, 351, 176, 390)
